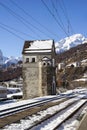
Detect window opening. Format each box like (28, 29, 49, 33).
(26, 58, 29, 63)
(32, 58, 35, 62)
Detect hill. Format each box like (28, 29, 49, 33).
(56, 42, 87, 90)
(56, 42, 87, 63)
(0, 66, 22, 82)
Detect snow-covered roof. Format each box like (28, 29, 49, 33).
(22, 40, 54, 54)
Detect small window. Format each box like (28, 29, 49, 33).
(43, 62, 46, 66)
(43, 62, 47, 66)
(32, 58, 35, 62)
(47, 62, 50, 66)
(26, 58, 29, 63)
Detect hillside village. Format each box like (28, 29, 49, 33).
(56, 42, 87, 90)
(0, 37, 87, 97)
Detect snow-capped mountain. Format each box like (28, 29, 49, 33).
(0, 53, 22, 68)
(55, 34, 87, 53)
(5, 57, 20, 64)
(3, 56, 22, 67)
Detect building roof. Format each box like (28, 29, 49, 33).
(22, 40, 54, 54)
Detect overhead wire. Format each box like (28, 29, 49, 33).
(0, 24, 24, 40)
(0, 23, 42, 49)
(0, 1, 74, 45)
(41, 0, 70, 38)
(0, 1, 57, 50)
(58, 0, 74, 34)
(0, 1, 48, 39)
(0, 2, 50, 50)
(10, 0, 59, 38)
(0, 22, 35, 39)
(0, 2, 40, 38)
(57, 0, 75, 45)
(51, 0, 66, 34)
(50, 0, 74, 48)
(61, 0, 73, 31)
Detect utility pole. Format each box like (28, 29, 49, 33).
(52, 41, 56, 95)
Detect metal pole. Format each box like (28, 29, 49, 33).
(52, 58, 56, 95)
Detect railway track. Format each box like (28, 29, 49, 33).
(0, 95, 66, 117)
(0, 93, 76, 118)
(25, 99, 87, 130)
(0, 94, 68, 128)
(1, 95, 86, 130)
(58, 103, 87, 130)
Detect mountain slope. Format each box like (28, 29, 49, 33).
(55, 34, 87, 53)
(56, 42, 87, 63)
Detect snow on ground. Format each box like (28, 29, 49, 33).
(59, 105, 87, 130)
(0, 88, 87, 111)
(1, 88, 87, 130)
(74, 78, 87, 82)
(39, 100, 86, 130)
(0, 97, 39, 111)
(61, 120, 79, 130)
(0, 95, 57, 111)
(7, 91, 23, 98)
(83, 73, 87, 78)
(81, 59, 87, 64)
(3, 97, 80, 130)
(73, 72, 87, 82)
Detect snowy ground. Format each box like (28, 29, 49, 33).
(0, 88, 87, 130)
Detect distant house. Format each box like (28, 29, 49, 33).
(66, 61, 81, 68)
(22, 40, 56, 99)
(58, 62, 66, 70)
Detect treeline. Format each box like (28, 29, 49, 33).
(0, 66, 22, 82)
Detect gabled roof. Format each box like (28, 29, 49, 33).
(22, 39, 54, 54)
(41, 56, 51, 61)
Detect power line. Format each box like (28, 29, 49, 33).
(0, 23, 43, 49)
(58, 0, 74, 34)
(53, 0, 73, 42)
(0, 24, 24, 40)
(41, 0, 70, 37)
(10, 0, 59, 39)
(51, 0, 66, 34)
(0, 1, 47, 39)
(0, 22, 35, 39)
(0, 2, 56, 51)
(0, 1, 40, 38)
(8, 1, 51, 39)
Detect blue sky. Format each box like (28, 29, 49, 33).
(0, 0, 87, 57)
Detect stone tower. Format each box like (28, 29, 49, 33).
(22, 40, 56, 99)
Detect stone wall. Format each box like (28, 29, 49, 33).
(22, 62, 54, 99)
(42, 66, 53, 95)
(22, 63, 42, 99)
